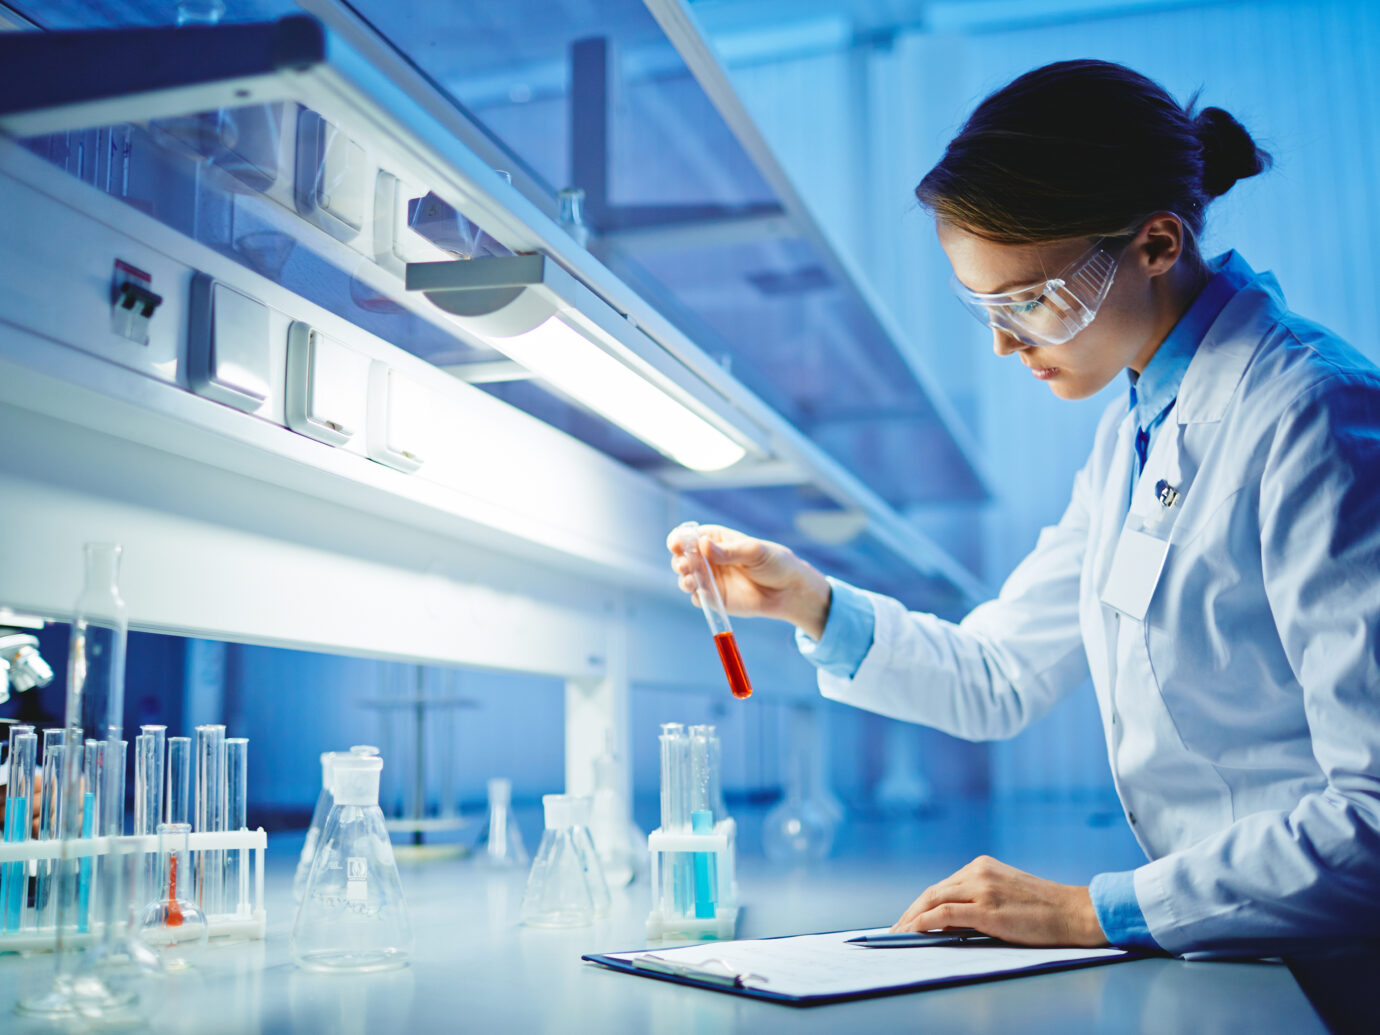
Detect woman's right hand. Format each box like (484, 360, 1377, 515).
(666, 525, 833, 640)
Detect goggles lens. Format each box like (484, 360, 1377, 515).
(951, 241, 1119, 347)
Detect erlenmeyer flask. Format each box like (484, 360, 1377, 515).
(139, 822, 209, 971)
(291, 753, 412, 972)
(477, 778, 528, 869)
(520, 795, 610, 928)
(294, 746, 378, 902)
(762, 705, 837, 864)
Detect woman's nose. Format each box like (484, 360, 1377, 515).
(992, 326, 1027, 356)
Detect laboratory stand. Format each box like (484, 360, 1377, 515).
(0, 799, 1331, 1033)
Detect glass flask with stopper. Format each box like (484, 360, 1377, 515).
(292, 753, 412, 972)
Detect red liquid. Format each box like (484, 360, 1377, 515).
(714, 631, 753, 699)
(166, 855, 183, 927)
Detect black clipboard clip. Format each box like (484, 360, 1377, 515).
(632, 953, 769, 989)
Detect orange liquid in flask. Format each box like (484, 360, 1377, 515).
(166, 854, 184, 926)
(714, 631, 753, 699)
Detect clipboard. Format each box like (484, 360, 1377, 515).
(583, 928, 1138, 1007)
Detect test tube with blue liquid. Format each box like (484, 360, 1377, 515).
(2, 730, 36, 931)
(78, 738, 100, 932)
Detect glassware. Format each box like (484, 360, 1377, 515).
(194, 724, 225, 916)
(672, 522, 753, 699)
(225, 738, 249, 917)
(476, 777, 528, 869)
(519, 794, 610, 928)
(762, 705, 838, 864)
(557, 186, 590, 248)
(589, 736, 638, 888)
(139, 822, 208, 971)
(134, 726, 165, 909)
(291, 753, 412, 972)
(295, 746, 378, 902)
(35, 729, 65, 928)
(2, 730, 36, 931)
(166, 735, 191, 825)
(20, 542, 133, 1018)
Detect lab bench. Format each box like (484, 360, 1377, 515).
(0, 833, 1328, 1033)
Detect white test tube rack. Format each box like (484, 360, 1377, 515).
(645, 817, 738, 941)
(0, 827, 268, 951)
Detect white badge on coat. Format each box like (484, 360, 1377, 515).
(1101, 526, 1170, 622)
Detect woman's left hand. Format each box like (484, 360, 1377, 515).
(892, 855, 1109, 947)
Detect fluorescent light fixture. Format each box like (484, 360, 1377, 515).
(406, 255, 750, 472)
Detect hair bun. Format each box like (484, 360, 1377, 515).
(1194, 106, 1271, 198)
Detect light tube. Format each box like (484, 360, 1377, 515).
(490, 316, 746, 472)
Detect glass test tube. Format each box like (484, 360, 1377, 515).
(224, 738, 249, 917)
(658, 723, 692, 918)
(36, 730, 65, 926)
(672, 522, 753, 699)
(135, 726, 166, 909)
(2, 731, 37, 932)
(167, 736, 191, 825)
(194, 724, 225, 915)
(78, 739, 101, 933)
(107, 739, 127, 838)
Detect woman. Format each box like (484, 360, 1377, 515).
(668, 60, 1380, 956)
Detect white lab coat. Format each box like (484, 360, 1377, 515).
(819, 257, 1380, 955)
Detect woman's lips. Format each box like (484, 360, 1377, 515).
(1027, 364, 1060, 380)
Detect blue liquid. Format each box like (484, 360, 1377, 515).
(77, 791, 94, 933)
(3, 796, 27, 931)
(691, 810, 718, 920)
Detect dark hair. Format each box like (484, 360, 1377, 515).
(915, 60, 1272, 245)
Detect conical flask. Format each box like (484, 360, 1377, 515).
(762, 705, 837, 863)
(519, 795, 610, 928)
(291, 753, 412, 972)
(294, 746, 378, 902)
(477, 778, 528, 868)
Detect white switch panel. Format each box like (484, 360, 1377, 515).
(285, 321, 370, 446)
(187, 273, 270, 412)
(366, 361, 430, 472)
(295, 110, 368, 242)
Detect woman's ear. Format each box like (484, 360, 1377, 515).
(1137, 212, 1186, 276)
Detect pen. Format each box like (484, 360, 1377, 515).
(846, 929, 1002, 948)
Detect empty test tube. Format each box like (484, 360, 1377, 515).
(167, 735, 191, 825)
(135, 726, 166, 908)
(2, 731, 36, 932)
(194, 724, 226, 914)
(658, 723, 693, 917)
(36, 729, 65, 924)
(107, 739, 127, 838)
(225, 738, 249, 917)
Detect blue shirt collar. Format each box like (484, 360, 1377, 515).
(1126, 251, 1253, 427)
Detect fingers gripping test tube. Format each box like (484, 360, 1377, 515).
(672, 522, 753, 700)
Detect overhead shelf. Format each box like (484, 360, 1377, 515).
(0, 9, 986, 606)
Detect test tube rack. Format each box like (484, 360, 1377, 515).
(645, 817, 738, 941)
(0, 827, 268, 951)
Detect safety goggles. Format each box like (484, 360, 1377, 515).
(950, 239, 1120, 347)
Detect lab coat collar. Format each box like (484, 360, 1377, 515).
(1176, 252, 1286, 425)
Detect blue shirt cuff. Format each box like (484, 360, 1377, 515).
(794, 577, 875, 679)
(1090, 870, 1161, 951)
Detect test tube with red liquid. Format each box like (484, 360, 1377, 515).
(673, 521, 753, 700)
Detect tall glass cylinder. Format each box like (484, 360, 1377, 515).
(19, 542, 133, 1017)
(225, 738, 249, 917)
